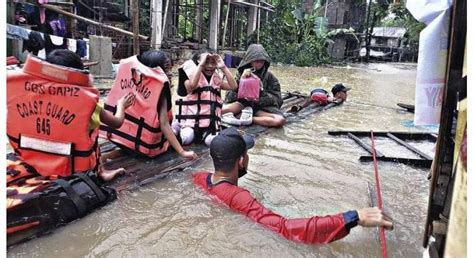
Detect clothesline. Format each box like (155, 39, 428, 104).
(7, 23, 90, 60)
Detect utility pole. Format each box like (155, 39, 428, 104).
(133, 0, 140, 55)
(364, 0, 373, 62)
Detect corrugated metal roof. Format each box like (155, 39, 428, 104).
(372, 27, 407, 38)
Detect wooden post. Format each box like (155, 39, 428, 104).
(230, 5, 235, 47)
(89, 36, 113, 77)
(209, 0, 221, 51)
(151, 0, 163, 49)
(221, 2, 230, 48)
(162, 0, 170, 40)
(247, 0, 258, 36)
(257, 0, 261, 43)
(132, 0, 140, 55)
(364, 0, 373, 62)
(196, 0, 203, 43)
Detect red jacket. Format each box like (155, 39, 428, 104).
(193, 172, 359, 244)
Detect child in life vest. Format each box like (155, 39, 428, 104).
(136, 50, 197, 159)
(40, 50, 134, 181)
(177, 53, 238, 146)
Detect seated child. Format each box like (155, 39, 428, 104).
(175, 52, 238, 146)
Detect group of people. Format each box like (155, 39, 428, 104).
(7, 43, 392, 245)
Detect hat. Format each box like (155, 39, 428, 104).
(210, 127, 255, 162)
(331, 83, 351, 96)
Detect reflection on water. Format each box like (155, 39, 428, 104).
(8, 63, 433, 257)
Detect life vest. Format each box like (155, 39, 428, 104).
(175, 62, 223, 134)
(99, 55, 172, 157)
(7, 55, 100, 177)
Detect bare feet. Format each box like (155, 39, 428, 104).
(99, 166, 126, 182)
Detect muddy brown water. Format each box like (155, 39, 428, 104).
(8, 63, 435, 257)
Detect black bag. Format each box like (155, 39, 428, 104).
(7, 172, 116, 247)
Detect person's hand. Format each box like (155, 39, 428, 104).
(214, 54, 226, 69)
(198, 53, 210, 67)
(180, 150, 198, 160)
(242, 68, 252, 78)
(117, 93, 135, 111)
(357, 207, 394, 230)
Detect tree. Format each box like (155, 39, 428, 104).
(381, 2, 425, 46)
(252, 0, 356, 66)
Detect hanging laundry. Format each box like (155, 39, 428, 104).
(22, 31, 45, 55)
(38, 1, 49, 24)
(44, 34, 67, 54)
(49, 18, 66, 37)
(67, 38, 77, 53)
(76, 39, 87, 58)
(7, 24, 29, 40)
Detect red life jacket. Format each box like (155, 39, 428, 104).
(7, 55, 100, 177)
(175, 66, 223, 134)
(99, 55, 172, 157)
(193, 171, 350, 244)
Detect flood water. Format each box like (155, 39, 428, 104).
(8, 63, 435, 257)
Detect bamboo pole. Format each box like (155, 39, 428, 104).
(162, 0, 170, 40)
(221, 2, 231, 48)
(35, 3, 148, 40)
(132, 0, 140, 55)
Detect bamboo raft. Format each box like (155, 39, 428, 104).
(104, 91, 342, 192)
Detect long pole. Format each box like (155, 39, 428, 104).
(35, 3, 148, 40)
(256, 0, 261, 43)
(132, 0, 140, 55)
(364, 0, 373, 62)
(221, 2, 230, 48)
(370, 131, 388, 258)
(162, 0, 170, 40)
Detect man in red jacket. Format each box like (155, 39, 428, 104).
(193, 127, 393, 244)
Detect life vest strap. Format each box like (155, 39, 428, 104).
(99, 125, 167, 150)
(174, 99, 223, 108)
(192, 86, 221, 97)
(103, 104, 162, 133)
(54, 179, 88, 217)
(74, 173, 107, 203)
(174, 114, 222, 121)
(7, 134, 96, 158)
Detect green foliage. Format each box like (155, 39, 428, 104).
(252, 0, 333, 66)
(381, 2, 425, 45)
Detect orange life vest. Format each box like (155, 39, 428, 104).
(175, 63, 223, 134)
(7, 55, 100, 177)
(99, 55, 172, 157)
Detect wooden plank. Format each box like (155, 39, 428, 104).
(387, 133, 433, 160)
(359, 156, 433, 168)
(328, 131, 437, 141)
(36, 3, 148, 40)
(347, 133, 384, 157)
